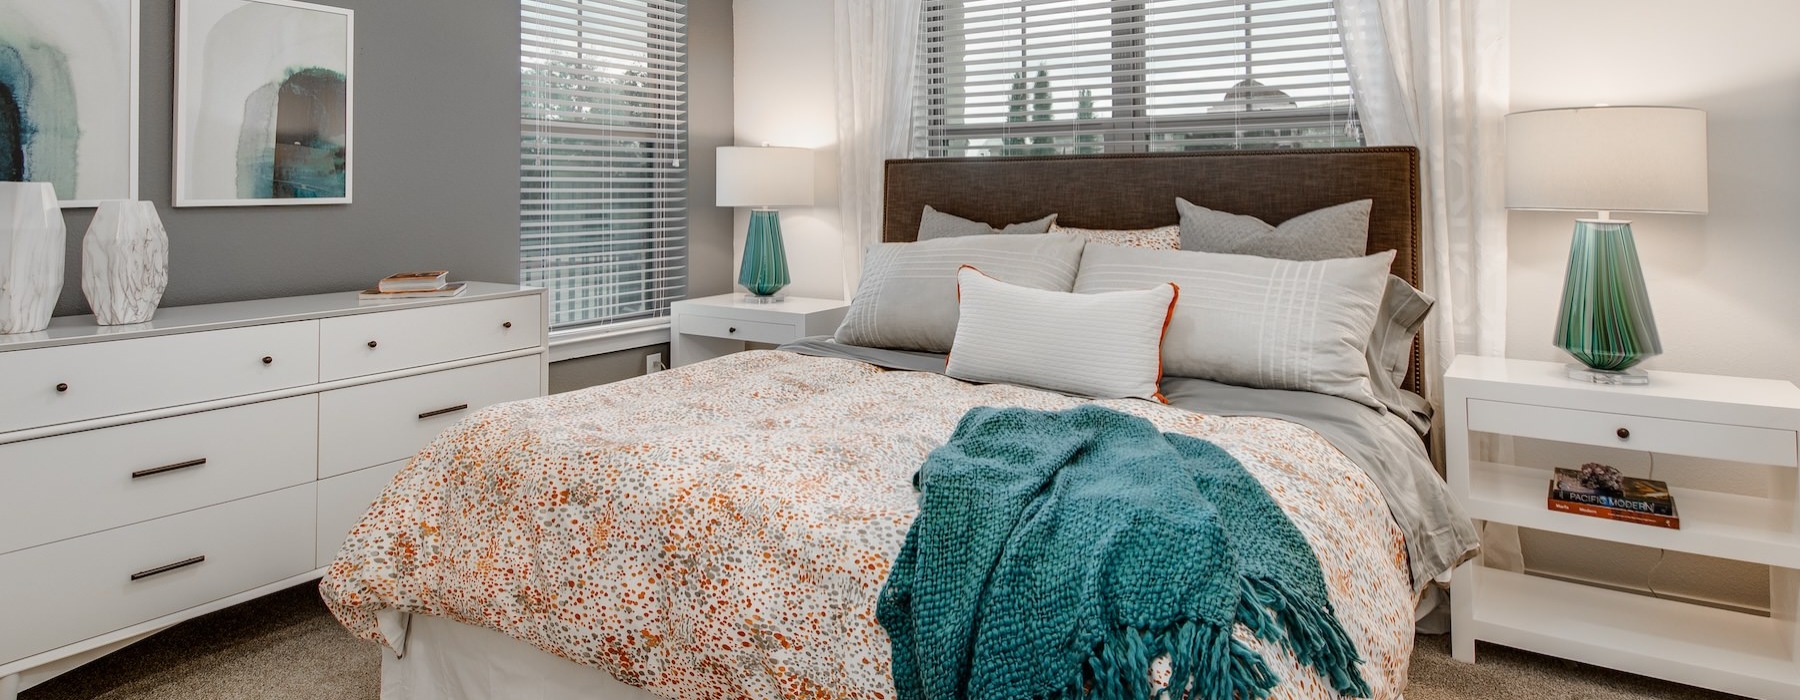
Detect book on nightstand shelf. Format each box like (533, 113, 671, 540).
(1547, 466, 1680, 529)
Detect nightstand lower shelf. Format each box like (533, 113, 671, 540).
(1467, 461, 1800, 568)
(1466, 567, 1800, 699)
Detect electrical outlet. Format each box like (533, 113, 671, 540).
(645, 353, 663, 375)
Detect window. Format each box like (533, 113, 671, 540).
(521, 0, 688, 330)
(915, 0, 1361, 158)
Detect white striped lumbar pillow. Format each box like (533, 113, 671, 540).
(1074, 245, 1394, 408)
(947, 265, 1178, 402)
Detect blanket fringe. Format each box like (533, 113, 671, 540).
(1062, 621, 1278, 700)
(1237, 576, 1372, 698)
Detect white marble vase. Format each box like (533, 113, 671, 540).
(82, 201, 170, 325)
(0, 183, 66, 334)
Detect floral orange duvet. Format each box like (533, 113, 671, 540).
(321, 351, 1417, 699)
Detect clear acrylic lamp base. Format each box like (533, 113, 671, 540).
(1565, 364, 1651, 385)
(738, 293, 786, 304)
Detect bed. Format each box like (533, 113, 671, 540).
(320, 147, 1478, 700)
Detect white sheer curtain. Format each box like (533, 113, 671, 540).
(832, 0, 923, 298)
(1336, 0, 1511, 387)
(1336, 0, 1523, 591)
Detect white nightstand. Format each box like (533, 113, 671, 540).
(669, 294, 850, 367)
(1445, 355, 1800, 699)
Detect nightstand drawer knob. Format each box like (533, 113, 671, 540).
(1616, 427, 1631, 440)
(503, 321, 513, 329)
(728, 327, 737, 334)
(55, 383, 68, 393)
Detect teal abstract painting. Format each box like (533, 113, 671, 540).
(0, 0, 139, 207)
(176, 0, 353, 207)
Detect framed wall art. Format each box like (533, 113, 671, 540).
(0, 0, 140, 208)
(175, 0, 353, 207)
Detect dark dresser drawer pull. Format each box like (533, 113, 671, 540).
(130, 555, 206, 582)
(1616, 427, 1631, 440)
(503, 321, 513, 329)
(132, 458, 208, 479)
(418, 404, 470, 420)
(262, 356, 274, 365)
(367, 340, 379, 349)
(56, 383, 68, 393)
(728, 327, 737, 334)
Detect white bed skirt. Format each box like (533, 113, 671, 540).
(380, 614, 663, 700)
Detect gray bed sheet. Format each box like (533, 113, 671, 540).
(778, 337, 1478, 590)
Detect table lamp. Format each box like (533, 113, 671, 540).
(1505, 106, 1709, 385)
(717, 145, 814, 302)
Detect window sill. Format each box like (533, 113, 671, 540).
(548, 320, 671, 363)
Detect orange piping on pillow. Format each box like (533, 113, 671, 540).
(1151, 282, 1181, 405)
(948, 264, 987, 367)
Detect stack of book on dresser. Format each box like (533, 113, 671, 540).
(360, 271, 466, 301)
(1547, 464, 1680, 529)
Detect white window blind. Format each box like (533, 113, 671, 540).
(915, 0, 1361, 158)
(522, 0, 688, 330)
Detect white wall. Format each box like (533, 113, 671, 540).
(1509, 0, 1800, 612)
(730, 0, 845, 301)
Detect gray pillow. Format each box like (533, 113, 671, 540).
(916, 205, 1057, 241)
(835, 233, 1087, 353)
(1176, 198, 1372, 260)
(1367, 275, 1435, 432)
(1369, 275, 1433, 386)
(1075, 245, 1393, 408)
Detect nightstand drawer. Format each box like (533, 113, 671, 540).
(0, 396, 318, 555)
(677, 314, 796, 344)
(1466, 398, 1799, 467)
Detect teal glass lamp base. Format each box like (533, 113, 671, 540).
(738, 209, 791, 301)
(1565, 365, 1651, 385)
(1552, 219, 1662, 384)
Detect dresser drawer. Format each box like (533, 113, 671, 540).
(1466, 398, 1800, 467)
(677, 313, 797, 345)
(0, 484, 315, 666)
(0, 321, 320, 434)
(318, 296, 541, 381)
(318, 356, 542, 479)
(317, 459, 408, 568)
(0, 396, 318, 555)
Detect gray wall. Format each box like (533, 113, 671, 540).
(685, 0, 736, 301)
(550, 343, 670, 394)
(47, 0, 731, 397)
(51, 0, 521, 317)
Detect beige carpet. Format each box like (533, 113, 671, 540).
(22, 582, 1745, 700)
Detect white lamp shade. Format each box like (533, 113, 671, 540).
(1505, 106, 1708, 214)
(716, 146, 815, 207)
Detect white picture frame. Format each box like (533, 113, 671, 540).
(0, 0, 141, 208)
(174, 0, 354, 208)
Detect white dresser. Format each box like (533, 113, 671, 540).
(0, 282, 547, 698)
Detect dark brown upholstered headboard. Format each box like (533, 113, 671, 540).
(881, 147, 1426, 395)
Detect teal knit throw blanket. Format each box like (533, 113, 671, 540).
(878, 405, 1370, 700)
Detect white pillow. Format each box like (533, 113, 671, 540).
(1074, 246, 1393, 407)
(835, 233, 1088, 353)
(947, 266, 1177, 402)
